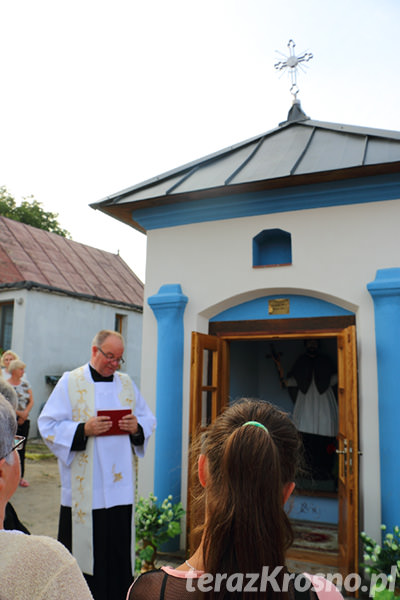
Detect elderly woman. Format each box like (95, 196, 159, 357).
(0, 379, 30, 533)
(8, 360, 33, 487)
(0, 394, 94, 599)
(0, 350, 19, 380)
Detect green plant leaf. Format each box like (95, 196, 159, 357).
(135, 492, 186, 570)
(372, 588, 396, 600)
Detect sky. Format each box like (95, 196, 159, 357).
(1, 0, 400, 282)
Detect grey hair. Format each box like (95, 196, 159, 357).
(0, 380, 18, 410)
(0, 394, 17, 464)
(0, 350, 19, 368)
(8, 359, 26, 374)
(91, 330, 124, 348)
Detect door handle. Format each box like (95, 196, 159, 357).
(336, 439, 348, 478)
(336, 438, 348, 455)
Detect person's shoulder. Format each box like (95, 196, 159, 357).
(29, 533, 68, 548)
(0, 529, 24, 542)
(0, 529, 74, 560)
(67, 364, 87, 376)
(116, 371, 137, 392)
(60, 365, 87, 384)
(127, 569, 170, 599)
(117, 371, 133, 383)
(5, 532, 74, 561)
(0, 532, 93, 599)
(135, 569, 166, 581)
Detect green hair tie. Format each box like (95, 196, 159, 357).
(242, 420, 269, 433)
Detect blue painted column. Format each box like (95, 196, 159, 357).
(148, 284, 188, 505)
(367, 268, 400, 529)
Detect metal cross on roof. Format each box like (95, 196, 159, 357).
(274, 39, 313, 100)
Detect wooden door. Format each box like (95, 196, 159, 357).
(337, 325, 359, 576)
(188, 327, 359, 577)
(189, 332, 229, 437)
(187, 332, 229, 548)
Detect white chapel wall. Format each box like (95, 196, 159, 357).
(141, 196, 400, 540)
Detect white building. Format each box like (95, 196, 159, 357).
(92, 99, 400, 575)
(0, 215, 144, 436)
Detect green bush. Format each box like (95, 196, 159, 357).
(361, 525, 400, 594)
(135, 493, 185, 572)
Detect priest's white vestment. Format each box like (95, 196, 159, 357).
(38, 363, 156, 599)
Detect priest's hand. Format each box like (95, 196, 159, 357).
(84, 415, 112, 436)
(118, 413, 139, 435)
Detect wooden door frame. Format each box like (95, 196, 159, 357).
(209, 315, 355, 337)
(190, 314, 359, 575)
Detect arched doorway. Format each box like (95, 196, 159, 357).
(189, 311, 359, 578)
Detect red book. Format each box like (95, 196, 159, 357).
(97, 409, 132, 435)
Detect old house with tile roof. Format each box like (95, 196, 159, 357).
(0, 215, 144, 434)
(92, 96, 400, 578)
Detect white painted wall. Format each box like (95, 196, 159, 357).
(1, 288, 143, 437)
(140, 197, 400, 541)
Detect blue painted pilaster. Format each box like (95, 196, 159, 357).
(367, 268, 400, 529)
(148, 284, 188, 505)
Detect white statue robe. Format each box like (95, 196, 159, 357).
(288, 374, 338, 437)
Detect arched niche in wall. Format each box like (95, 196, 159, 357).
(252, 228, 292, 268)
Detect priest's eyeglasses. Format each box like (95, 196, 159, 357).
(96, 347, 125, 365)
(0, 435, 26, 460)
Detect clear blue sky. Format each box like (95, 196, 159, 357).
(1, 0, 399, 281)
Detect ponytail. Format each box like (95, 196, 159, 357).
(194, 398, 302, 600)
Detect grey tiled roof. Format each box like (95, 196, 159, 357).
(92, 111, 400, 227)
(0, 216, 143, 307)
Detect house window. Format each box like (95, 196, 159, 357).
(115, 314, 127, 337)
(252, 228, 292, 267)
(115, 314, 127, 371)
(0, 302, 13, 352)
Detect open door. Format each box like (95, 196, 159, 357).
(189, 332, 229, 436)
(187, 332, 229, 549)
(337, 325, 359, 576)
(188, 324, 359, 577)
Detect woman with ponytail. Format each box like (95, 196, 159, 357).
(127, 399, 343, 600)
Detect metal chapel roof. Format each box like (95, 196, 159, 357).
(91, 102, 400, 232)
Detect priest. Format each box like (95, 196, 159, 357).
(38, 330, 156, 600)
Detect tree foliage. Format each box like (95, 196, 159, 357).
(0, 186, 70, 237)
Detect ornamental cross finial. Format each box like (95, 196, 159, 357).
(274, 39, 313, 100)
